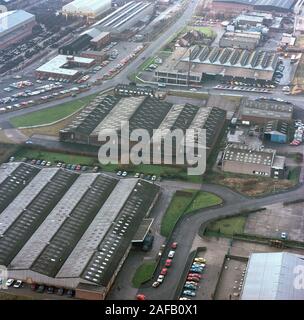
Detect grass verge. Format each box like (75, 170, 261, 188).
(204, 215, 246, 238)
(132, 261, 157, 288)
(10, 93, 99, 128)
(161, 189, 222, 237)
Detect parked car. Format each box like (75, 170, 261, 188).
(157, 275, 165, 283)
(160, 268, 168, 276)
(117, 170, 122, 176)
(37, 285, 45, 293)
(92, 166, 99, 173)
(171, 242, 178, 249)
(13, 280, 22, 288)
(47, 286, 55, 294)
(31, 283, 38, 291)
(187, 277, 200, 282)
(194, 258, 206, 263)
(66, 289, 75, 298)
(6, 279, 14, 287)
(182, 290, 196, 297)
(57, 288, 64, 296)
(168, 250, 175, 258)
(184, 284, 197, 290)
(152, 281, 160, 288)
(165, 259, 172, 267)
(122, 171, 128, 177)
(188, 273, 202, 279)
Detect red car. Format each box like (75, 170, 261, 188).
(187, 277, 200, 283)
(136, 294, 146, 300)
(188, 273, 202, 279)
(160, 268, 168, 276)
(76, 165, 81, 171)
(165, 259, 172, 267)
(171, 242, 178, 249)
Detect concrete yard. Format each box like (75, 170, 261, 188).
(244, 202, 304, 242)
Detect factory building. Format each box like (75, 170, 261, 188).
(222, 144, 286, 178)
(263, 120, 289, 144)
(240, 98, 294, 124)
(59, 88, 226, 160)
(212, 0, 297, 14)
(155, 45, 279, 84)
(0, 162, 160, 300)
(241, 252, 304, 300)
(91, 1, 154, 35)
(0, 10, 36, 50)
(62, 0, 111, 19)
(219, 31, 262, 50)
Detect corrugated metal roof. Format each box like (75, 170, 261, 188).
(0, 10, 35, 34)
(242, 252, 304, 300)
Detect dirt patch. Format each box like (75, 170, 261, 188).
(220, 177, 294, 196)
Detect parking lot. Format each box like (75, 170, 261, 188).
(214, 257, 247, 300)
(244, 202, 304, 242)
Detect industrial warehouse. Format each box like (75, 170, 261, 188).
(59, 88, 226, 160)
(61, 0, 112, 19)
(239, 98, 294, 124)
(58, 1, 154, 55)
(212, 0, 297, 14)
(0, 10, 36, 50)
(155, 45, 279, 84)
(0, 161, 160, 300)
(241, 252, 304, 300)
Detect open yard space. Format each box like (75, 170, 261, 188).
(215, 257, 248, 300)
(204, 215, 246, 237)
(244, 202, 304, 242)
(10, 94, 99, 128)
(0, 143, 19, 163)
(204, 171, 296, 197)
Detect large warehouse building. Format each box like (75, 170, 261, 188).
(62, 0, 111, 19)
(212, 0, 297, 14)
(0, 10, 36, 50)
(0, 161, 160, 300)
(155, 45, 279, 84)
(59, 88, 226, 160)
(241, 252, 304, 300)
(92, 1, 154, 34)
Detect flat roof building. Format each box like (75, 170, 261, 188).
(222, 144, 286, 178)
(240, 98, 294, 124)
(36, 55, 95, 81)
(242, 252, 304, 300)
(0, 162, 160, 300)
(219, 31, 261, 50)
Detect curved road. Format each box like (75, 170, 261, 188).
(138, 181, 304, 300)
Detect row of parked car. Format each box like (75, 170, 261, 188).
(180, 257, 207, 300)
(152, 242, 178, 288)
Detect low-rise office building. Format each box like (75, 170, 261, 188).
(222, 144, 286, 178)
